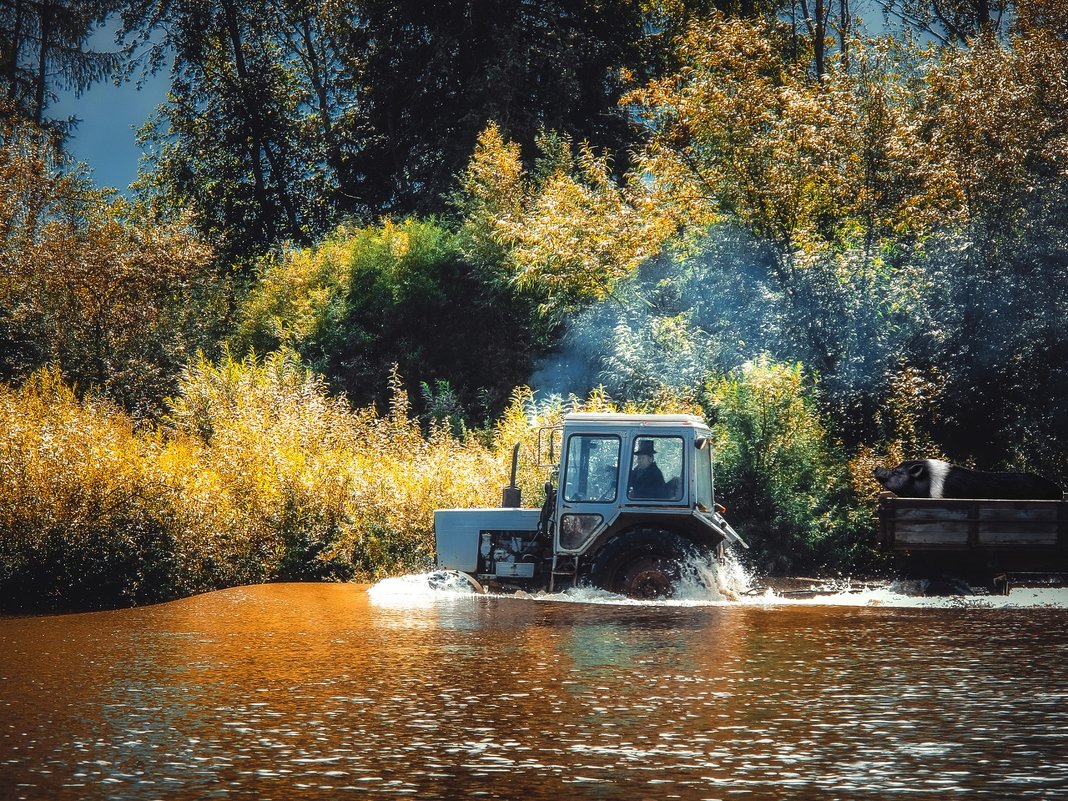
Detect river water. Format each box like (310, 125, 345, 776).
(2, 577, 1068, 801)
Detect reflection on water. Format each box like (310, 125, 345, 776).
(2, 581, 1068, 800)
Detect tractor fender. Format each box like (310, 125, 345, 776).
(582, 512, 724, 566)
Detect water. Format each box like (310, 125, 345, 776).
(2, 579, 1068, 800)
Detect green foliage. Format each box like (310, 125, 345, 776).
(232, 218, 546, 422)
(709, 358, 876, 574)
(122, 0, 714, 263)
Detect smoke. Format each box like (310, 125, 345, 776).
(527, 223, 907, 402)
(524, 221, 933, 450)
(529, 224, 784, 402)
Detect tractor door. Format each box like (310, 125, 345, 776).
(556, 433, 620, 553)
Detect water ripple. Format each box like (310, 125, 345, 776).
(1, 583, 1067, 799)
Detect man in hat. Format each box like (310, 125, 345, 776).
(629, 438, 667, 499)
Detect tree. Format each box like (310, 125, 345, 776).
(231, 218, 547, 421)
(908, 20, 1068, 472)
(125, 0, 331, 267)
(338, 0, 658, 217)
(454, 124, 678, 313)
(24, 197, 219, 413)
(876, 0, 1011, 46)
(0, 0, 122, 133)
(1, 111, 220, 413)
(621, 15, 943, 399)
(1, 109, 83, 376)
(122, 0, 720, 263)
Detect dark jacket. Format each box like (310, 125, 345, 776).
(629, 462, 667, 499)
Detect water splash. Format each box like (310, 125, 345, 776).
(366, 570, 485, 608)
(678, 548, 752, 601)
(761, 584, 1068, 609)
(367, 560, 1068, 610)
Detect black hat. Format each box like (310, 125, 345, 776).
(634, 439, 656, 456)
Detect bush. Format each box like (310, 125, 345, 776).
(232, 218, 545, 423)
(0, 368, 188, 610)
(0, 353, 510, 611)
(709, 356, 878, 575)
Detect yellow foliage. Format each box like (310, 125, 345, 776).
(0, 124, 218, 412)
(456, 125, 680, 307)
(923, 24, 1068, 228)
(0, 352, 531, 608)
(232, 229, 358, 353)
(455, 122, 528, 271)
(624, 14, 954, 254)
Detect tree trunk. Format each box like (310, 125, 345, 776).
(6, 0, 25, 101)
(839, 0, 850, 70)
(221, 0, 273, 242)
(34, 2, 53, 124)
(814, 0, 825, 79)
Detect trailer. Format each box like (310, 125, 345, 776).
(877, 491, 1068, 590)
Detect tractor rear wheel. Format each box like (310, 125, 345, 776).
(587, 529, 700, 599)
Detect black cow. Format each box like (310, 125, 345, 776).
(873, 459, 1063, 500)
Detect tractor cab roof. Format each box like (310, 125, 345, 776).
(561, 412, 709, 431)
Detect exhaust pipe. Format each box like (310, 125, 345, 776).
(501, 442, 522, 508)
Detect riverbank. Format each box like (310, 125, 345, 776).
(0, 356, 884, 614)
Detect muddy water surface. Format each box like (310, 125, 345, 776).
(2, 581, 1068, 800)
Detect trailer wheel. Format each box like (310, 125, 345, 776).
(587, 529, 699, 599)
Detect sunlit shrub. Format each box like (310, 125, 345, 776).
(709, 356, 877, 575)
(0, 351, 883, 612)
(0, 352, 517, 610)
(165, 352, 508, 581)
(0, 368, 188, 610)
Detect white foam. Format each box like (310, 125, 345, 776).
(760, 585, 1068, 609)
(366, 571, 484, 606)
(366, 564, 1068, 610)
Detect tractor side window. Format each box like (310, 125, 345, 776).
(563, 435, 620, 503)
(628, 436, 684, 501)
(695, 439, 714, 511)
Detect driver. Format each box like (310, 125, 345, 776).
(628, 439, 667, 498)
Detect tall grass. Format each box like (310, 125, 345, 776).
(0, 353, 503, 611)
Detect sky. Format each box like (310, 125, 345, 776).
(53, 75, 167, 191)
(50, 20, 169, 193)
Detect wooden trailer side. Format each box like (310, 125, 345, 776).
(878, 493, 1068, 553)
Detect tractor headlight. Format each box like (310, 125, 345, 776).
(559, 514, 602, 550)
